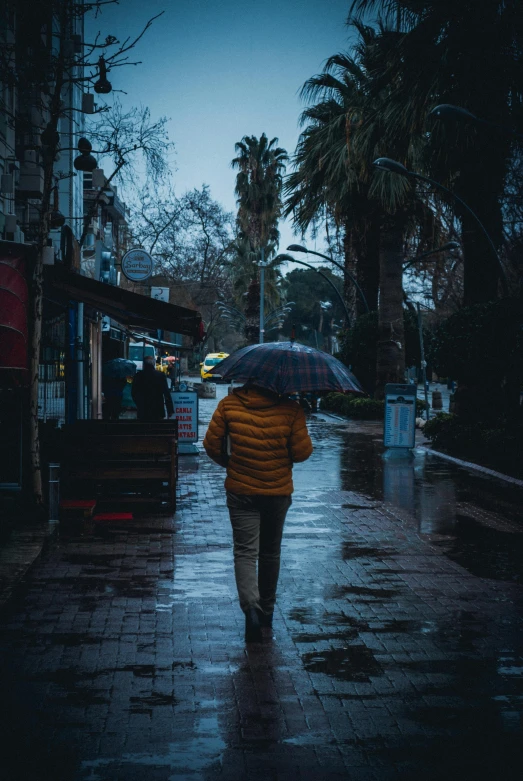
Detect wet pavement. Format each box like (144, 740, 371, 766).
(1, 385, 523, 780)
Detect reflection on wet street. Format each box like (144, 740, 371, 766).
(303, 413, 523, 583)
(0, 385, 522, 780)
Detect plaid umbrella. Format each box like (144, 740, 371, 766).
(102, 358, 137, 379)
(208, 341, 364, 395)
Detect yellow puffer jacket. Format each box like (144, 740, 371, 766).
(203, 387, 313, 495)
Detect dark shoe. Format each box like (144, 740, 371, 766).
(256, 609, 273, 628)
(245, 606, 263, 643)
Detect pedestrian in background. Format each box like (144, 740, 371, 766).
(203, 384, 313, 642)
(131, 355, 174, 421)
(102, 375, 126, 420)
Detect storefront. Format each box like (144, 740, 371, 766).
(0, 241, 32, 491)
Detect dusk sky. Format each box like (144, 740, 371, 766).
(87, 0, 356, 261)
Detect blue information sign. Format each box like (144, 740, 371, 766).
(383, 383, 417, 449)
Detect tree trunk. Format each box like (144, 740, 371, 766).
(27, 11, 67, 507)
(375, 219, 406, 399)
(352, 213, 380, 314)
(342, 226, 357, 324)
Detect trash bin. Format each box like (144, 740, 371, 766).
(432, 390, 443, 410)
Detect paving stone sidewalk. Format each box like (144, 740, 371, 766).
(0, 405, 522, 780)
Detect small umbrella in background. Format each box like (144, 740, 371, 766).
(208, 341, 364, 395)
(102, 358, 137, 379)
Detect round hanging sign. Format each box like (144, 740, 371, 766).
(121, 248, 153, 282)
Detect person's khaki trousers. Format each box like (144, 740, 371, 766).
(226, 492, 292, 614)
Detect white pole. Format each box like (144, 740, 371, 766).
(259, 247, 265, 344)
(417, 303, 430, 420)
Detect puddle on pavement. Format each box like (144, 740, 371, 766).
(80, 712, 225, 780)
(156, 550, 232, 608)
(341, 541, 395, 560)
(326, 584, 400, 600)
(305, 417, 523, 584)
(437, 514, 523, 585)
(302, 645, 384, 681)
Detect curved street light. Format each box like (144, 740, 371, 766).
(286, 244, 370, 313)
(428, 104, 523, 140)
(372, 157, 508, 295)
(275, 253, 352, 327)
(264, 303, 295, 327)
(403, 241, 461, 270)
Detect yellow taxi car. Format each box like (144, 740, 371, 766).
(200, 352, 229, 381)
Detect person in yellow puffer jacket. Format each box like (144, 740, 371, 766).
(203, 384, 313, 643)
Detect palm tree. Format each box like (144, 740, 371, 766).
(232, 134, 288, 255)
(286, 20, 430, 395)
(285, 42, 381, 317)
(231, 134, 288, 341)
(350, 0, 523, 304)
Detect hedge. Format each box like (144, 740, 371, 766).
(320, 393, 427, 420)
(423, 413, 523, 478)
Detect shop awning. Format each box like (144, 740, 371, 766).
(129, 332, 195, 352)
(45, 265, 202, 339)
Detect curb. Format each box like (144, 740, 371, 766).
(418, 446, 523, 488)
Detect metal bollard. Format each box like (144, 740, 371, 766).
(199, 382, 216, 399)
(48, 463, 60, 521)
(431, 390, 443, 410)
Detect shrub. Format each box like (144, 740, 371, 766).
(428, 298, 522, 385)
(321, 393, 427, 420)
(423, 413, 523, 478)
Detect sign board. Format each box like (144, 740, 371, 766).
(121, 248, 153, 282)
(171, 391, 198, 444)
(384, 383, 416, 449)
(151, 286, 169, 302)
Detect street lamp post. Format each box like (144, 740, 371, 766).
(259, 247, 268, 344)
(416, 302, 430, 422)
(372, 157, 508, 296)
(275, 253, 352, 327)
(286, 244, 370, 313)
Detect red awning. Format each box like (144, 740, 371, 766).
(0, 242, 31, 375)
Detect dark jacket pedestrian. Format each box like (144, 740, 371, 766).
(131, 356, 174, 421)
(102, 376, 127, 420)
(203, 385, 313, 642)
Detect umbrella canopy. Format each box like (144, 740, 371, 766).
(102, 358, 137, 379)
(208, 341, 364, 395)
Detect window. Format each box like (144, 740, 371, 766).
(129, 344, 155, 361)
